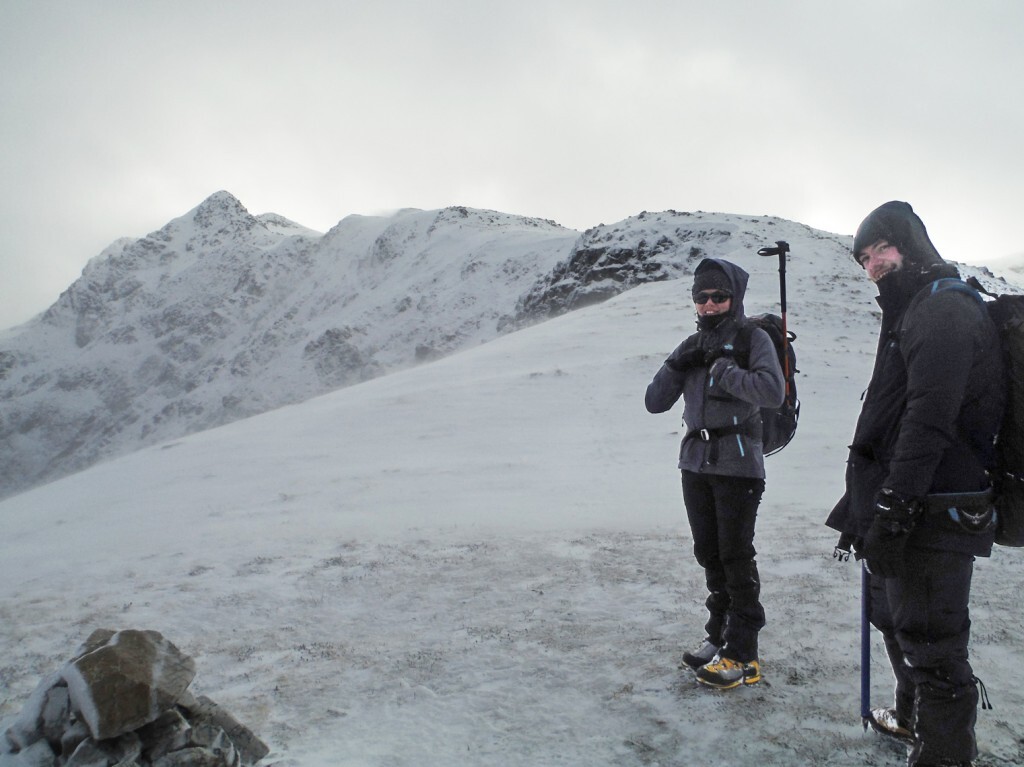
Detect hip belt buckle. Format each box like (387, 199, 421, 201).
(947, 506, 997, 534)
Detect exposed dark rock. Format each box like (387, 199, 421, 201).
(504, 219, 733, 330)
(303, 326, 378, 387)
(0, 629, 267, 767)
(61, 629, 196, 741)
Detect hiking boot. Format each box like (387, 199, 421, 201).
(865, 706, 913, 744)
(681, 639, 721, 670)
(695, 655, 761, 689)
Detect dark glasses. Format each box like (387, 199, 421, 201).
(694, 291, 732, 305)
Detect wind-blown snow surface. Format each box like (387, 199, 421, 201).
(3, 275, 1024, 766)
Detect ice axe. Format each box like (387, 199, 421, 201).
(832, 534, 870, 726)
(757, 240, 792, 395)
(861, 560, 871, 728)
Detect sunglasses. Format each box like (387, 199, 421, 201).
(694, 291, 732, 305)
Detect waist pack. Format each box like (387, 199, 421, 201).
(925, 490, 997, 535)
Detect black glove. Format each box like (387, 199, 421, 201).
(665, 346, 705, 372)
(703, 345, 736, 367)
(708, 355, 737, 381)
(861, 488, 922, 578)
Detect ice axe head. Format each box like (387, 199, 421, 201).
(757, 240, 790, 258)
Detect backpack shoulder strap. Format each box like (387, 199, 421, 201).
(928, 277, 985, 305)
(910, 278, 987, 328)
(732, 320, 755, 369)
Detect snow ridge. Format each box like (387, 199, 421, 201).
(0, 194, 576, 499)
(1, 194, 1019, 502)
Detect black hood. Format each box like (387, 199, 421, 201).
(692, 258, 749, 320)
(852, 201, 945, 269)
(854, 201, 957, 302)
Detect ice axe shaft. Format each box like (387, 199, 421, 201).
(861, 560, 871, 727)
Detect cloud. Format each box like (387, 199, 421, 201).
(1, 0, 1022, 329)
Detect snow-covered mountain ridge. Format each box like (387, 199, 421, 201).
(1, 192, 1019, 501)
(0, 193, 573, 499)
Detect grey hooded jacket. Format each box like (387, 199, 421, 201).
(645, 259, 785, 479)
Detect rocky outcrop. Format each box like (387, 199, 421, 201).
(302, 327, 379, 387)
(0, 629, 268, 767)
(504, 211, 736, 329)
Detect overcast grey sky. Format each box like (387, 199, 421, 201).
(2, 0, 1022, 329)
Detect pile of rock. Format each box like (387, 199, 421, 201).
(1, 629, 269, 766)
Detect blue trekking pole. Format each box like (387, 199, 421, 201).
(861, 560, 871, 728)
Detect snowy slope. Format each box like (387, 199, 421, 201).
(5, 192, 1017, 509)
(3, 255, 1024, 766)
(0, 195, 577, 500)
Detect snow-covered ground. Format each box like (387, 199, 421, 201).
(3, 276, 1024, 766)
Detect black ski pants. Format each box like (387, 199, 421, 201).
(869, 547, 978, 766)
(681, 470, 766, 663)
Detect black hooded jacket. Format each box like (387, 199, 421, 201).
(827, 202, 1004, 555)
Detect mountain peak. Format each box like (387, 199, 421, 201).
(191, 190, 256, 229)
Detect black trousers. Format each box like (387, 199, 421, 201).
(869, 548, 978, 766)
(680, 470, 766, 663)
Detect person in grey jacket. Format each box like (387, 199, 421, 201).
(645, 258, 785, 689)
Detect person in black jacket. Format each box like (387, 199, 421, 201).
(827, 201, 1004, 767)
(646, 258, 784, 689)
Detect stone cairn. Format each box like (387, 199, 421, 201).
(1, 629, 269, 767)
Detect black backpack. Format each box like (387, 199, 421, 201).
(735, 313, 800, 456)
(939, 277, 1024, 547)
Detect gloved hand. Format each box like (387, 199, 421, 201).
(861, 488, 922, 578)
(708, 356, 735, 380)
(703, 344, 735, 366)
(665, 346, 706, 372)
